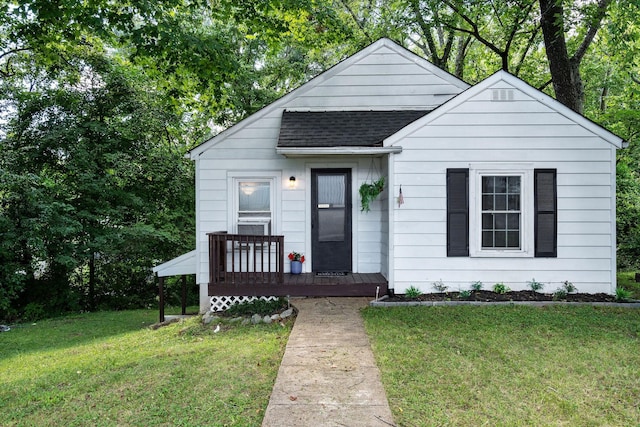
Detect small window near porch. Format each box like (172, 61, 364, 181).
(237, 180, 272, 235)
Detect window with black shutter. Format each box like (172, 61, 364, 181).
(447, 167, 557, 258)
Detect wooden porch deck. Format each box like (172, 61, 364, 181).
(207, 272, 388, 297)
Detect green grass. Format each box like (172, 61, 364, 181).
(617, 271, 640, 299)
(5, 294, 640, 427)
(362, 305, 640, 426)
(0, 310, 291, 427)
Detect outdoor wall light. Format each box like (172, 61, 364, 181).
(288, 176, 296, 189)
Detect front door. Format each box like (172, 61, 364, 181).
(311, 169, 352, 273)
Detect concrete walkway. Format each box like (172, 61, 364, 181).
(262, 297, 395, 427)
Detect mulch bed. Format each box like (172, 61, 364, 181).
(386, 290, 619, 303)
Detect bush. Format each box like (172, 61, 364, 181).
(552, 289, 568, 300)
(225, 298, 289, 317)
(615, 287, 633, 302)
(458, 289, 472, 299)
(528, 278, 544, 292)
(22, 303, 47, 322)
(432, 280, 448, 293)
(562, 280, 577, 293)
(404, 286, 422, 299)
(470, 281, 483, 291)
(553, 281, 578, 300)
(493, 283, 509, 294)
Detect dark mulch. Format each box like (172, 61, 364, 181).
(387, 290, 620, 303)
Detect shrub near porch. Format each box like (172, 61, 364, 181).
(362, 305, 640, 426)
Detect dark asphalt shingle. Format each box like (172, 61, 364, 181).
(277, 110, 430, 148)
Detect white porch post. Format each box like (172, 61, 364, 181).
(387, 152, 395, 294)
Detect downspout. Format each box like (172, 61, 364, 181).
(611, 146, 617, 294)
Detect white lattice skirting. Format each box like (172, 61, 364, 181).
(210, 295, 278, 312)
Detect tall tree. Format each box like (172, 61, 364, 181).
(0, 48, 194, 316)
(538, 0, 612, 113)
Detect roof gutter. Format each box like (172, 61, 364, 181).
(276, 146, 402, 157)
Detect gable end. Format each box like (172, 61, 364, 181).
(188, 38, 469, 158)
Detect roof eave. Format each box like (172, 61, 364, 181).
(153, 250, 196, 277)
(276, 146, 402, 157)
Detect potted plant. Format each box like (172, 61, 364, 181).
(288, 251, 305, 275)
(359, 177, 385, 212)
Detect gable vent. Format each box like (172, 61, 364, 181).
(492, 89, 514, 101)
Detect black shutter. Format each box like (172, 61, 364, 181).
(447, 169, 469, 257)
(534, 169, 557, 257)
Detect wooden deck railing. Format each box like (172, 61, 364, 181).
(208, 232, 284, 286)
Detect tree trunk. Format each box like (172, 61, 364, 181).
(599, 85, 608, 112)
(89, 253, 96, 311)
(538, 0, 583, 113)
(599, 68, 611, 112)
(455, 36, 471, 79)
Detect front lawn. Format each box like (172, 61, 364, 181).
(0, 310, 291, 427)
(363, 305, 640, 426)
(4, 302, 639, 426)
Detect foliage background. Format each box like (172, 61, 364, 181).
(1, 0, 638, 320)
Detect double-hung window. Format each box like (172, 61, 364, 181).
(447, 166, 556, 258)
(481, 175, 521, 250)
(471, 168, 532, 257)
(230, 175, 278, 236)
(447, 168, 558, 257)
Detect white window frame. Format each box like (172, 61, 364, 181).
(228, 172, 281, 236)
(469, 164, 534, 258)
(237, 220, 270, 236)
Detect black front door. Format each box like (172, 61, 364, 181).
(311, 169, 352, 273)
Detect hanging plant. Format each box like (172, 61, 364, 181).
(359, 176, 385, 212)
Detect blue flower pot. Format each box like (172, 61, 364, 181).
(290, 260, 302, 275)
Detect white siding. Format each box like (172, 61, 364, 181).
(390, 79, 617, 295)
(354, 157, 386, 274)
(286, 45, 463, 110)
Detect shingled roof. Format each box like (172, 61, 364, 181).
(277, 110, 430, 148)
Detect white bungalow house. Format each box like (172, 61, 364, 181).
(153, 38, 624, 314)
